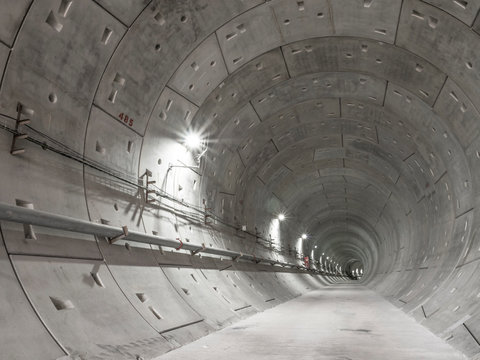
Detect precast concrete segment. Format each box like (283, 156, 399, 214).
(157, 285, 466, 360)
(2, 0, 480, 358)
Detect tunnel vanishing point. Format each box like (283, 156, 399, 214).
(2, 0, 480, 359)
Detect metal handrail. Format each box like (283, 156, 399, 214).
(0, 201, 315, 271)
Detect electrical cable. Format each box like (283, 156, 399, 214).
(1, 119, 291, 256)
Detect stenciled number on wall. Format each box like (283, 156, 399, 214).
(118, 113, 134, 127)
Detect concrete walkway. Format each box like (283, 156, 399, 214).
(158, 285, 466, 360)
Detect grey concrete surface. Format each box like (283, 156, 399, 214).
(2, 0, 480, 358)
(158, 285, 466, 360)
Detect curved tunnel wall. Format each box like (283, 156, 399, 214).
(1, 0, 480, 358)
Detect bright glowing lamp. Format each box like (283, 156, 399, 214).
(278, 213, 285, 221)
(301, 233, 307, 239)
(184, 132, 202, 150)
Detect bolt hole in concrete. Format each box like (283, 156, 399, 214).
(339, 328, 372, 333)
(1, 1, 480, 360)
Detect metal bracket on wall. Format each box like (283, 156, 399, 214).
(10, 103, 31, 155)
(0, 201, 322, 274)
(108, 225, 129, 244)
(191, 242, 206, 255)
(204, 202, 212, 225)
(255, 228, 262, 244)
(141, 170, 157, 204)
(232, 253, 243, 262)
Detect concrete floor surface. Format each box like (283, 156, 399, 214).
(158, 285, 466, 360)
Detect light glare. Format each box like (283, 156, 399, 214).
(184, 132, 202, 149)
(301, 233, 307, 239)
(278, 213, 285, 221)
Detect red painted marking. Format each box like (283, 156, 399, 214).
(176, 238, 183, 250)
(118, 113, 134, 127)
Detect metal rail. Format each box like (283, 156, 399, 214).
(0, 201, 315, 271)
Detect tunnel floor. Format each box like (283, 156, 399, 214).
(158, 285, 465, 360)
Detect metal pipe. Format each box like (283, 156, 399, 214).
(0, 201, 309, 270)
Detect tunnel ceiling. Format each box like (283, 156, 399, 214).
(167, 0, 478, 282)
(2, 1, 480, 351)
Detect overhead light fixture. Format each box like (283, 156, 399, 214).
(278, 214, 285, 221)
(301, 233, 307, 239)
(314, 245, 317, 248)
(184, 131, 202, 150)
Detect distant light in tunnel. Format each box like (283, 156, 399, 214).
(315, 245, 317, 248)
(184, 131, 203, 150)
(278, 213, 285, 221)
(301, 233, 307, 239)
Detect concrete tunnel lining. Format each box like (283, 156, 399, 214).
(1, 0, 480, 358)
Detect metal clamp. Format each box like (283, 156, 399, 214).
(252, 254, 262, 264)
(191, 242, 206, 255)
(232, 253, 243, 262)
(108, 225, 128, 244)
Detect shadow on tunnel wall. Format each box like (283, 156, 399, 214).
(1, 0, 480, 358)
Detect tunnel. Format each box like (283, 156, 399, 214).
(1, 0, 480, 359)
